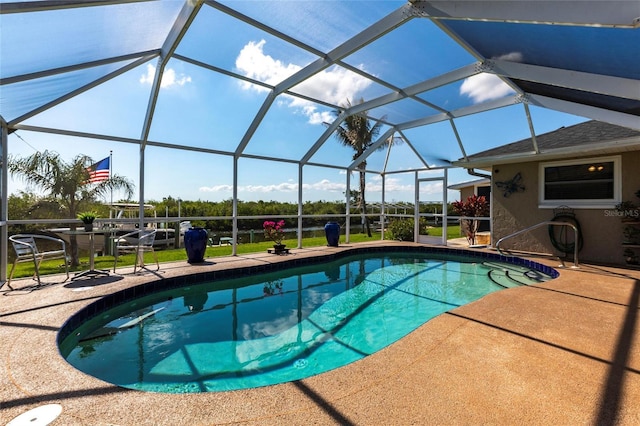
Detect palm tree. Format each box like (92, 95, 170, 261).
(331, 98, 393, 237)
(8, 150, 134, 266)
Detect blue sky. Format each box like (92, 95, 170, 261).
(5, 1, 587, 205)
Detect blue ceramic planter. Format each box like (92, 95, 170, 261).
(185, 227, 207, 264)
(324, 222, 340, 247)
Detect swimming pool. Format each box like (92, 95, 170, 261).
(58, 248, 557, 393)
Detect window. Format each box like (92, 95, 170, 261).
(539, 156, 621, 208)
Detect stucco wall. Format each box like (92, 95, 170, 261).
(460, 186, 475, 200)
(491, 151, 640, 265)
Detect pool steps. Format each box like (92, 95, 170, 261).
(484, 261, 554, 288)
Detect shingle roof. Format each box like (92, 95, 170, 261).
(465, 120, 640, 161)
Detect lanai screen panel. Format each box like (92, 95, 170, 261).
(341, 18, 476, 88)
(1, 0, 639, 183)
(215, 0, 406, 53)
(0, 2, 181, 76)
(1, 60, 141, 122)
(440, 19, 640, 118)
(147, 59, 269, 152)
(0, 2, 183, 122)
(175, 4, 321, 83)
(442, 20, 640, 79)
(367, 98, 441, 125)
(242, 96, 332, 162)
(288, 63, 391, 109)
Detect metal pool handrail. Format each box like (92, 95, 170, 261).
(495, 220, 579, 269)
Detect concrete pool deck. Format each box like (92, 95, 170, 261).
(1, 241, 639, 425)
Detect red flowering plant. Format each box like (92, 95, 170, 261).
(452, 195, 489, 246)
(263, 220, 286, 246)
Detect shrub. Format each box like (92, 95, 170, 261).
(387, 218, 428, 241)
(452, 195, 489, 245)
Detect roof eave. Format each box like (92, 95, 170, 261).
(452, 136, 640, 169)
(448, 178, 491, 190)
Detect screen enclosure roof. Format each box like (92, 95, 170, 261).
(1, 0, 639, 181)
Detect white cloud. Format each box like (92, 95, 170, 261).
(460, 73, 514, 104)
(198, 177, 423, 198)
(417, 182, 444, 196)
(245, 182, 299, 193)
(498, 52, 524, 62)
(235, 40, 371, 124)
(236, 40, 299, 90)
(304, 108, 334, 126)
(459, 52, 521, 104)
(199, 178, 346, 194)
(198, 184, 233, 193)
(366, 176, 414, 193)
(140, 64, 192, 88)
(303, 179, 345, 192)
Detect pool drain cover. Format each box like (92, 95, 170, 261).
(7, 404, 62, 426)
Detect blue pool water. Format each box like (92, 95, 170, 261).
(59, 250, 556, 393)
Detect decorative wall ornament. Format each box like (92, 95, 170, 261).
(495, 172, 525, 197)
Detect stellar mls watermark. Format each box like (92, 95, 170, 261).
(604, 208, 640, 218)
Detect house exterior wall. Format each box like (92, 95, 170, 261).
(491, 151, 640, 265)
(460, 186, 476, 200)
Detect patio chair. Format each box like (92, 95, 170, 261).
(6, 234, 69, 289)
(113, 229, 159, 273)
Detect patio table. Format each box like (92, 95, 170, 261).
(64, 229, 111, 280)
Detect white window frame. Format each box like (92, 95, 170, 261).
(538, 155, 621, 209)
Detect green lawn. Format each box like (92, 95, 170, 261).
(7, 227, 462, 280)
(7, 232, 381, 279)
(427, 224, 462, 239)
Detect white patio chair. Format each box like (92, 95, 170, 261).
(113, 229, 159, 273)
(7, 234, 69, 289)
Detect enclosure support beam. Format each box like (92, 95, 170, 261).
(1, 121, 8, 283)
(381, 174, 386, 241)
(523, 103, 540, 154)
(443, 168, 448, 246)
(232, 156, 239, 256)
(298, 165, 303, 249)
(414, 172, 420, 243)
(345, 172, 351, 243)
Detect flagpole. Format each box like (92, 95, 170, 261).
(109, 150, 113, 207)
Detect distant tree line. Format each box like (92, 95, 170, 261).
(9, 191, 454, 232)
(150, 197, 349, 231)
(8, 193, 348, 227)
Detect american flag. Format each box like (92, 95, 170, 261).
(87, 157, 110, 183)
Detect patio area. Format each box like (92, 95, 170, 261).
(1, 241, 639, 425)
